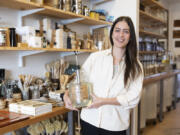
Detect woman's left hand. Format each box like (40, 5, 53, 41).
(87, 93, 105, 109)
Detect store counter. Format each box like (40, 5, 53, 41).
(138, 70, 180, 134)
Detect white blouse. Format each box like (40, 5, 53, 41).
(80, 48, 144, 131)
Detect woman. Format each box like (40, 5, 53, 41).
(64, 16, 144, 135)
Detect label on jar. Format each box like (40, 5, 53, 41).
(0, 32, 6, 45)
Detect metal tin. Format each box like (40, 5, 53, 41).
(90, 11, 96, 19)
(72, 0, 82, 14)
(83, 5, 89, 16)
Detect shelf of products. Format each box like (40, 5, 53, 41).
(0, 0, 110, 134)
(139, 10, 166, 25)
(141, 0, 167, 11)
(139, 0, 168, 76)
(0, 107, 69, 134)
(0, 0, 112, 26)
(139, 29, 166, 39)
(0, 0, 111, 65)
(0, 47, 98, 52)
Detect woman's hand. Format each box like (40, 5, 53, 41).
(63, 90, 78, 111)
(87, 93, 120, 109)
(87, 93, 105, 109)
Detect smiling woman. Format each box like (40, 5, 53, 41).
(64, 16, 144, 135)
(112, 21, 130, 49)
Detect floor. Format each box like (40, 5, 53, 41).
(142, 102, 180, 135)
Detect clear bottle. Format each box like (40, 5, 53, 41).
(68, 53, 92, 108)
(69, 81, 92, 108)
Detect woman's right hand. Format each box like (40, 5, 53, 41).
(63, 90, 78, 111)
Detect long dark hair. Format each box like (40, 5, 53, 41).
(110, 16, 142, 87)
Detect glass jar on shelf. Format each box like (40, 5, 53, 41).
(0, 28, 7, 46)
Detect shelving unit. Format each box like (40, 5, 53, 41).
(0, 0, 112, 26)
(141, 0, 167, 10)
(0, 0, 112, 67)
(139, 0, 169, 76)
(0, 0, 110, 134)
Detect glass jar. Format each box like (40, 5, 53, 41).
(32, 89, 40, 99)
(68, 82, 92, 108)
(6, 87, 13, 99)
(22, 87, 29, 100)
(0, 28, 6, 46)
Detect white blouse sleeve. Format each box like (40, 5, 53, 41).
(116, 63, 144, 109)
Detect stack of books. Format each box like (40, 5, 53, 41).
(9, 100, 52, 116)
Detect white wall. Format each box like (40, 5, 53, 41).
(0, 7, 18, 27)
(92, 0, 139, 32)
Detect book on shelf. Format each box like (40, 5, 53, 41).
(9, 100, 52, 116)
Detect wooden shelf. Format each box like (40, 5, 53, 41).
(140, 10, 166, 26)
(39, 6, 112, 25)
(0, 0, 41, 10)
(139, 51, 164, 54)
(143, 70, 180, 86)
(0, 46, 98, 52)
(0, 107, 69, 134)
(0, 0, 112, 26)
(141, 0, 167, 11)
(139, 29, 166, 39)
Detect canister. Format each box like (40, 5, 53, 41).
(83, 5, 89, 16)
(90, 11, 96, 19)
(95, 12, 99, 20)
(9, 28, 17, 47)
